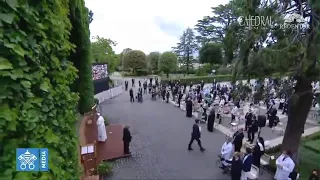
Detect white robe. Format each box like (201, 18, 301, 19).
(221, 142, 233, 166)
(274, 154, 295, 180)
(97, 116, 107, 142)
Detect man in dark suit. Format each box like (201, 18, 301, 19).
(123, 125, 132, 154)
(241, 148, 253, 180)
(188, 119, 205, 151)
(233, 128, 244, 152)
(231, 152, 243, 180)
(248, 119, 259, 144)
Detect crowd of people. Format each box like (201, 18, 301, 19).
(123, 77, 319, 180)
(92, 64, 108, 80)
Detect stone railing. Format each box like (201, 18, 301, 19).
(94, 85, 123, 103)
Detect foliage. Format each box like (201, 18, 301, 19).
(195, 3, 240, 64)
(147, 52, 161, 70)
(123, 50, 148, 72)
(68, 0, 95, 114)
(119, 48, 132, 67)
(195, 64, 213, 76)
(91, 36, 119, 73)
(216, 66, 232, 75)
(172, 28, 198, 74)
(199, 43, 222, 64)
(97, 161, 113, 176)
(0, 0, 80, 179)
(303, 139, 320, 153)
(159, 52, 177, 76)
(103, 116, 109, 125)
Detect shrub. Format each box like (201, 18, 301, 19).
(216, 66, 232, 75)
(68, 0, 95, 114)
(161, 75, 235, 84)
(97, 161, 113, 176)
(0, 1, 80, 179)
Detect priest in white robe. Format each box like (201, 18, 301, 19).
(97, 113, 107, 142)
(274, 150, 295, 180)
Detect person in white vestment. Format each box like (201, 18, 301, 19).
(275, 150, 295, 180)
(97, 113, 107, 142)
(219, 137, 234, 172)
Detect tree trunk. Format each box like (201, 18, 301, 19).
(166, 73, 169, 78)
(281, 76, 313, 163)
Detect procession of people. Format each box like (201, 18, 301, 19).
(120, 76, 319, 180)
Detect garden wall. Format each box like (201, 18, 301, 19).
(94, 85, 123, 104)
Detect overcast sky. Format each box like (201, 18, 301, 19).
(85, 0, 229, 54)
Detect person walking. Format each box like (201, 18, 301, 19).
(188, 119, 205, 151)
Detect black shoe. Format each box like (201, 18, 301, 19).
(188, 147, 193, 151)
(200, 148, 205, 152)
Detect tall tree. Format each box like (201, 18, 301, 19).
(68, 0, 95, 114)
(148, 52, 161, 70)
(91, 36, 119, 73)
(199, 43, 222, 64)
(173, 28, 198, 74)
(195, 3, 241, 64)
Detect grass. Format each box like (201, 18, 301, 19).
(267, 132, 320, 180)
(304, 139, 320, 153)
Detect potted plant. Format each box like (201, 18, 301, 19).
(97, 161, 113, 179)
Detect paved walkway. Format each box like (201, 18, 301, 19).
(100, 79, 273, 179)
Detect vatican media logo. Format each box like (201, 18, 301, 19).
(237, 13, 309, 30)
(16, 148, 49, 172)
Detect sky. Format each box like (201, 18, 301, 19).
(85, 0, 229, 54)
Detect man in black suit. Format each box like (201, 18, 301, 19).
(129, 88, 134, 102)
(231, 152, 243, 180)
(188, 119, 205, 151)
(233, 128, 244, 152)
(123, 125, 132, 154)
(248, 119, 259, 144)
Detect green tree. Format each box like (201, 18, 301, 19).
(69, 0, 95, 114)
(199, 43, 222, 64)
(173, 28, 198, 74)
(195, 3, 240, 64)
(148, 52, 161, 70)
(91, 36, 119, 73)
(123, 50, 148, 72)
(159, 52, 178, 78)
(0, 0, 80, 179)
(119, 48, 132, 68)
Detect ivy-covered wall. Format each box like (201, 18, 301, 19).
(0, 1, 80, 179)
(68, 0, 95, 114)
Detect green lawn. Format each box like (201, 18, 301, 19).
(304, 139, 320, 152)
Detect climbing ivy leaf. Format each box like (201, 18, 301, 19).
(0, 13, 15, 24)
(0, 57, 13, 70)
(20, 80, 31, 88)
(40, 81, 49, 92)
(6, 0, 18, 10)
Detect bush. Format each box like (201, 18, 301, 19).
(216, 66, 232, 75)
(0, 1, 80, 179)
(97, 161, 113, 176)
(103, 116, 109, 125)
(161, 75, 235, 84)
(136, 68, 149, 76)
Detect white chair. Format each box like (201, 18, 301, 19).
(230, 120, 239, 131)
(247, 164, 259, 180)
(260, 154, 271, 174)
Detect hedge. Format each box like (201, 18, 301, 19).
(0, 1, 80, 179)
(68, 0, 95, 114)
(161, 75, 238, 84)
(160, 73, 289, 84)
